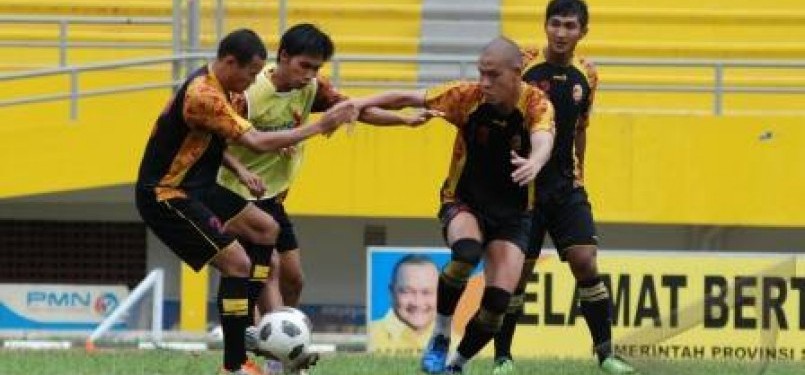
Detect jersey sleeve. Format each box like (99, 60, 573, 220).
(524, 87, 555, 134)
(183, 78, 253, 140)
(579, 57, 598, 121)
(424, 81, 479, 128)
(520, 46, 541, 69)
(311, 75, 349, 112)
(229, 91, 249, 119)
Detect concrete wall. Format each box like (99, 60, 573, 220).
(1, 186, 803, 306)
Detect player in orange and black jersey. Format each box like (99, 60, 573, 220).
(353, 37, 555, 374)
(491, 1, 636, 374)
(135, 29, 356, 375)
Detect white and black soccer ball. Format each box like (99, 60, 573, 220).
(256, 307, 312, 365)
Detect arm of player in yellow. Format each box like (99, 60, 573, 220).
(357, 107, 445, 127)
(236, 101, 358, 151)
(352, 90, 428, 111)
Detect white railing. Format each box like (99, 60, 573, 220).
(85, 268, 164, 350)
(0, 15, 174, 68)
(0, 53, 804, 119)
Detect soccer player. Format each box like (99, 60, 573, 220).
(491, 1, 636, 374)
(207, 23, 436, 374)
(135, 29, 355, 375)
(353, 37, 555, 374)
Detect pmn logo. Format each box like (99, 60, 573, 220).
(27, 291, 91, 307)
(93, 293, 119, 316)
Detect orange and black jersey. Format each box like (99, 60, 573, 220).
(136, 65, 252, 201)
(521, 48, 597, 192)
(425, 81, 554, 220)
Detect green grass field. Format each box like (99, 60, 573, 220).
(0, 350, 802, 375)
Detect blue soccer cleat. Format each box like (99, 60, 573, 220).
(420, 335, 450, 374)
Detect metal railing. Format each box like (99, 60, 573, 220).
(0, 15, 174, 67)
(593, 58, 805, 115)
(0, 53, 208, 120)
(1, 53, 804, 120)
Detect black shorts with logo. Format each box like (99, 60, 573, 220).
(438, 201, 532, 253)
(528, 186, 598, 260)
(135, 188, 234, 271)
(255, 197, 298, 253)
(205, 185, 299, 253)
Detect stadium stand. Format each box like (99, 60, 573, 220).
(0, 0, 803, 225)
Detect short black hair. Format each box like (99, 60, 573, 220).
(217, 28, 267, 65)
(545, 0, 589, 29)
(389, 254, 437, 290)
(278, 23, 334, 62)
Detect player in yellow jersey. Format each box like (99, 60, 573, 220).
(204, 23, 436, 374)
(136, 29, 356, 375)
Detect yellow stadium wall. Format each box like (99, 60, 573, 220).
(0, 0, 423, 78)
(502, 0, 805, 59)
(285, 112, 805, 227)
(1, 86, 802, 227)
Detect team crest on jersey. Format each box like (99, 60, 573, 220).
(572, 84, 584, 104)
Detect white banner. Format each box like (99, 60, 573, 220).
(0, 284, 128, 329)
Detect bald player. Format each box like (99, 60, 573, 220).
(352, 37, 555, 374)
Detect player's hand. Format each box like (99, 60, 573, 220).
(237, 169, 266, 198)
(511, 150, 538, 186)
(320, 100, 359, 136)
(403, 109, 445, 127)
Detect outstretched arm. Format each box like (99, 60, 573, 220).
(357, 107, 444, 127)
(236, 101, 357, 152)
(352, 90, 428, 111)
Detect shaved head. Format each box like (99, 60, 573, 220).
(477, 36, 524, 112)
(481, 37, 523, 70)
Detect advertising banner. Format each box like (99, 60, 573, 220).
(367, 248, 805, 361)
(0, 284, 128, 330)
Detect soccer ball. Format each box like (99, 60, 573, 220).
(256, 307, 312, 366)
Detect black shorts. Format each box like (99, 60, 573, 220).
(254, 197, 298, 253)
(205, 185, 299, 253)
(438, 202, 531, 254)
(204, 184, 251, 227)
(528, 187, 598, 260)
(135, 188, 235, 272)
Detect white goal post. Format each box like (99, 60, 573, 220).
(85, 268, 164, 350)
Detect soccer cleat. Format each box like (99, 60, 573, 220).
(245, 326, 275, 359)
(600, 355, 637, 374)
(492, 357, 515, 375)
(263, 359, 284, 375)
(420, 335, 450, 374)
(443, 364, 464, 374)
(219, 359, 266, 375)
(284, 351, 320, 374)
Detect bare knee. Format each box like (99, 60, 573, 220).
(215, 245, 252, 278)
(566, 245, 598, 280)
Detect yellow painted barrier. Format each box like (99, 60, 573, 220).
(1, 85, 803, 227)
(180, 264, 208, 332)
